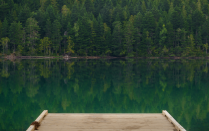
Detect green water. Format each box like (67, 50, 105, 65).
(0, 59, 209, 131)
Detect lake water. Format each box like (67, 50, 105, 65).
(0, 59, 209, 131)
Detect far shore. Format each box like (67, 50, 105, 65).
(2, 55, 209, 60)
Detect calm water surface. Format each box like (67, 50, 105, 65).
(0, 59, 209, 131)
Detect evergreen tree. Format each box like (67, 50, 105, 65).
(124, 17, 135, 57)
(84, 0, 94, 13)
(2, 18, 8, 37)
(159, 24, 167, 48)
(0, 37, 9, 54)
(171, 7, 183, 30)
(96, 14, 104, 54)
(18, 5, 31, 26)
(45, 18, 52, 38)
(112, 21, 123, 56)
(46, 5, 56, 23)
(51, 19, 62, 54)
(25, 17, 40, 55)
(142, 11, 155, 35)
(134, 12, 142, 56)
(9, 21, 23, 52)
(103, 23, 112, 56)
(0, 20, 2, 39)
(0, 0, 209, 57)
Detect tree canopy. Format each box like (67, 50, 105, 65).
(0, 0, 209, 57)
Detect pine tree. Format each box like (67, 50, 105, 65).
(96, 14, 104, 54)
(51, 19, 62, 55)
(142, 11, 155, 35)
(0, 20, 2, 39)
(66, 36, 75, 55)
(61, 5, 70, 17)
(112, 21, 123, 56)
(51, 0, 58, 11)
(203, 43, 208, 55)
(40, 37, 51, 55)
(9, 21, 23, 52)
(134, 12, 142, 56)
(171, 7, 183, 30)
(18, 5, 31, 26)
(45, 18, 52, 38)
(25, 17, 40, 55)
(2, 18, 8, 37)
(159, 24, 167, 48)
(124, 17, 135, 57)
(84, 0, 94, 13)
(46, 5, 56, 22)
(0, 37, 9, 54)
(141, 0, 146, 14)
(103, 23, 112, 56)
(70, 1, 79, 25)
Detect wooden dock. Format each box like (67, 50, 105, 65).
(27, 110, 186, 131)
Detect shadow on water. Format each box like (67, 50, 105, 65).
(0, 59, 209, 131)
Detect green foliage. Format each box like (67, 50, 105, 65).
(203, 43, 208, 55)
(0, 20, 2, 39)
(159, 24, 167, 48)
(61, 5, 70, 17)
(112, 21, 123, 56)
(0, 37, 9, 54)
(0, 0, 209, 56)
(9, 21, 23, 52)
(51, 19, 62, 54)
(2, 18, 8, 38)
(40, 37, 52, 56)
(66, 36, 74, 55)
(25, 17, 40, 55)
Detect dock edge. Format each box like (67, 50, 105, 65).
(26, 110, 48, 131)
(162, 110, 186, 131)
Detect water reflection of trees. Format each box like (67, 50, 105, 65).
(0, 59, 209, 131)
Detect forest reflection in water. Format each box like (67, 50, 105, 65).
(0, 59, 209, 131)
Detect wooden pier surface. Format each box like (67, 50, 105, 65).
(27, 110, 186, 131)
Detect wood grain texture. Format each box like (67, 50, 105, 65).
(35, 112, 180, 131)
(162, 110, 186, 131)
(26, 125, 35, 131)
(26, 110, 48, 131)
(35, 110, 48, 123)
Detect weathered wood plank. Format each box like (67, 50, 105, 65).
(26, 110, 48, 131)
(46, 114, 165, 119)
(38, 128, 176, 131)
(162, 110, 186, 131)
(42, 118, 171, 124)
(27, 111, 185, 131)
(38, 123, 175, 129)
(48, 113, 162, 115)
(35, 110, 48, 123)
(40, 122, 174, 127)
(26, 125, 35, 131)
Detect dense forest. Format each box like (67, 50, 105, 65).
(0, 59, 209, 131)
(1, 0, 209, 56)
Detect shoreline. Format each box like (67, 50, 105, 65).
(2, 55, 209, 60)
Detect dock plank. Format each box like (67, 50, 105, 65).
(27, 111, 185, 131)
(38, 128, 176, 131)
(41, 118, 172, 124)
